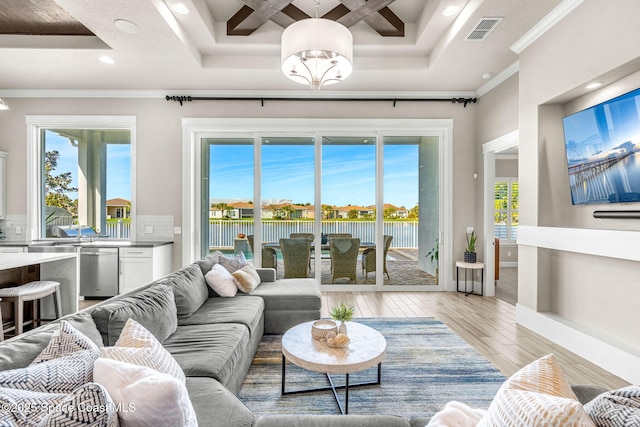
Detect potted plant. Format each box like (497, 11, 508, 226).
(426, 238, 439, 284)
(464, 230, 477, 263)
(330, 303, 354, 335)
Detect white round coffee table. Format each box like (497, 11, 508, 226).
(281, 321, 387, 414)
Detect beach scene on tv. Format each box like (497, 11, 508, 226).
(563, 88, 640, 205)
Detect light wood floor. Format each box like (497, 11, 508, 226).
(321, 291, 630, 391)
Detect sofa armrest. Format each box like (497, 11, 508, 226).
(571, 385, 607, 404)
(256, 268, 276, 282)
(255, 415, 410, 427)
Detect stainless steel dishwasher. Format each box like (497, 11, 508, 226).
(80, 247, 119, 298)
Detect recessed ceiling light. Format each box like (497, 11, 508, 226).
(481, 72, 492, 80)
(114, 19, 140, 34)
(442, 5, 461, 16)
(172, 2, 189, 14)
(99, 56, 115, 64)
(585, 82, 603, 90)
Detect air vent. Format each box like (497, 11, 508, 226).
(465, 17, 503, 41)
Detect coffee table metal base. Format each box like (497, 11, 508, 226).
(281, 355, 382, 415)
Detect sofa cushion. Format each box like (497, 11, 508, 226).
(186, 377, 255, 427)
(157, 263, 209, 319)
(92, 284, 177, 346)
(195, 251, 224, 276)
(163, 323, 250, 387)
(248, 279, 321, 311)
(178, 296, 264, 336)
(255, 415, 411, 427)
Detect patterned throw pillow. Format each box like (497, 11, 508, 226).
(41, 382, 119, 427)
(100, 318, 185, 383)
(0, 350, 97, 393)
(94, 357, 197, 427)
(584, 385, 640, 426)
(32, 320, 101, 364)
(218, 251, 247, 273)
(205, 263, 239, 297)
(232, 263, 262, 293)
(477, 354, 594, 427)
(478, 388, 595, 427)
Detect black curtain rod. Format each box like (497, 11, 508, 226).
(165, 95, 478, 108)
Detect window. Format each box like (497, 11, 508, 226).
(494, 179, 518, 242)
(27, 116, 135, 241)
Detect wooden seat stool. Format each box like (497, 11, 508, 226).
(0, 281, 62, 337)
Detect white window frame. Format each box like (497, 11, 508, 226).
(26, 115, 137, 241)
(182, 118, 454, 292)
(494, 177, 518, 244)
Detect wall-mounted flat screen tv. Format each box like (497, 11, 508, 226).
(563, 87, 640, 205)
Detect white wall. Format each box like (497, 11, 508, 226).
(514, 0, 640, 381)
(0, 97, 478, 275)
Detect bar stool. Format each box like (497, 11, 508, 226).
(0, 281, 62, 336)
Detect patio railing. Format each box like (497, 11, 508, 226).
(208, 220, 419, 249)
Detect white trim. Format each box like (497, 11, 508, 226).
(499, 261, 518, 268)
(0, 89, 477, 100)
(518, 225, 640, 262)
(495, 153, 518, 160)
(482, 130, 519, 297)
(517, 304, 640, 384)
(25, 115, 137, 242)
(181, 118, 453, 292)
(511, 0, 584, 54)
(476, 61, 519, 98)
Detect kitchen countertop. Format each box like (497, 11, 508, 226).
(0, 240, 173, 248)
(0, 253, 77, 270)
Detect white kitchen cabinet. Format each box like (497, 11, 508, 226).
(119, 244, 172, 293)
(0, 151, 6, 220)
(0, 246, 26, 253)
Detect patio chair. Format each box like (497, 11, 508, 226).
(290, 233, 314, 242)
(329, 238, 360, 283)
(326, 233, 352, 240)
(362, 235, 393, 279)
(279, 238, 312, 279)
(247, 235, 278, 273)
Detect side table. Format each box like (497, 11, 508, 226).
(456, 261, 484, 296)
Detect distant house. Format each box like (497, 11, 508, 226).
(336, 205, 373, 219)
(106, 198, 130, 219)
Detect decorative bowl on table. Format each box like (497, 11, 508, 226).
(325, 334, 351, 348)
(311, 320, 338, 340)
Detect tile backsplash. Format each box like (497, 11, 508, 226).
(0, 215, 28, 242)
(135, 215, 174, 242)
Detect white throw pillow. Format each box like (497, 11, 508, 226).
(232, 263, 262, 293)
(205, 263, 239, 297)
(94, 357, 198, 427)
(101, 318, 185, 383)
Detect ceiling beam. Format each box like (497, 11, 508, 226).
(227, 0, 307, 35)
(227, 0, 403, 37)
(325, 0, 404, 37)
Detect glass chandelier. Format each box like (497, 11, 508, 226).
(281, 1, 353, 90)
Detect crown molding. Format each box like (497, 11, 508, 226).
(0, 89, 477, 100)
(476, 61, 519, 98)
(511, 0, 584, 54)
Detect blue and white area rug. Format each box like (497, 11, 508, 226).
(239, 317, 505, 418)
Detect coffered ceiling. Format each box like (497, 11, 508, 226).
(0, 0, 566, 94)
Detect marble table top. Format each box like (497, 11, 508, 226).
(282, 321, 387, 375)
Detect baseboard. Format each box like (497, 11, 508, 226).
(516, 304, 640, 384)
(499, 261, 518, 268)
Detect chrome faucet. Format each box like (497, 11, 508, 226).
(72, 219, 81, 242)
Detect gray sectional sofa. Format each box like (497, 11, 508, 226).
(0, 255, 607, 427)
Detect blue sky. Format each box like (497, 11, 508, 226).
(210, 142, 419, 208)
(45, 131, 131, 200)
